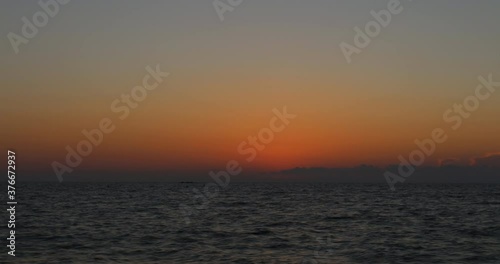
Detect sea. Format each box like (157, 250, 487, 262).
(1, 183, 499, 263)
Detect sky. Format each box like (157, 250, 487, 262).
(1, 0, 500, 181)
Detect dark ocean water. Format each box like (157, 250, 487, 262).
(2, 183, 500, 263)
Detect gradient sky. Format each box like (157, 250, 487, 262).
(1, 0, 500, 181)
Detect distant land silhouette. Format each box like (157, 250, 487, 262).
(274, 164, 500, 183)
(19, 153, 500, 183)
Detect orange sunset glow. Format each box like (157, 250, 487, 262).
(1, 0, 500, 182)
